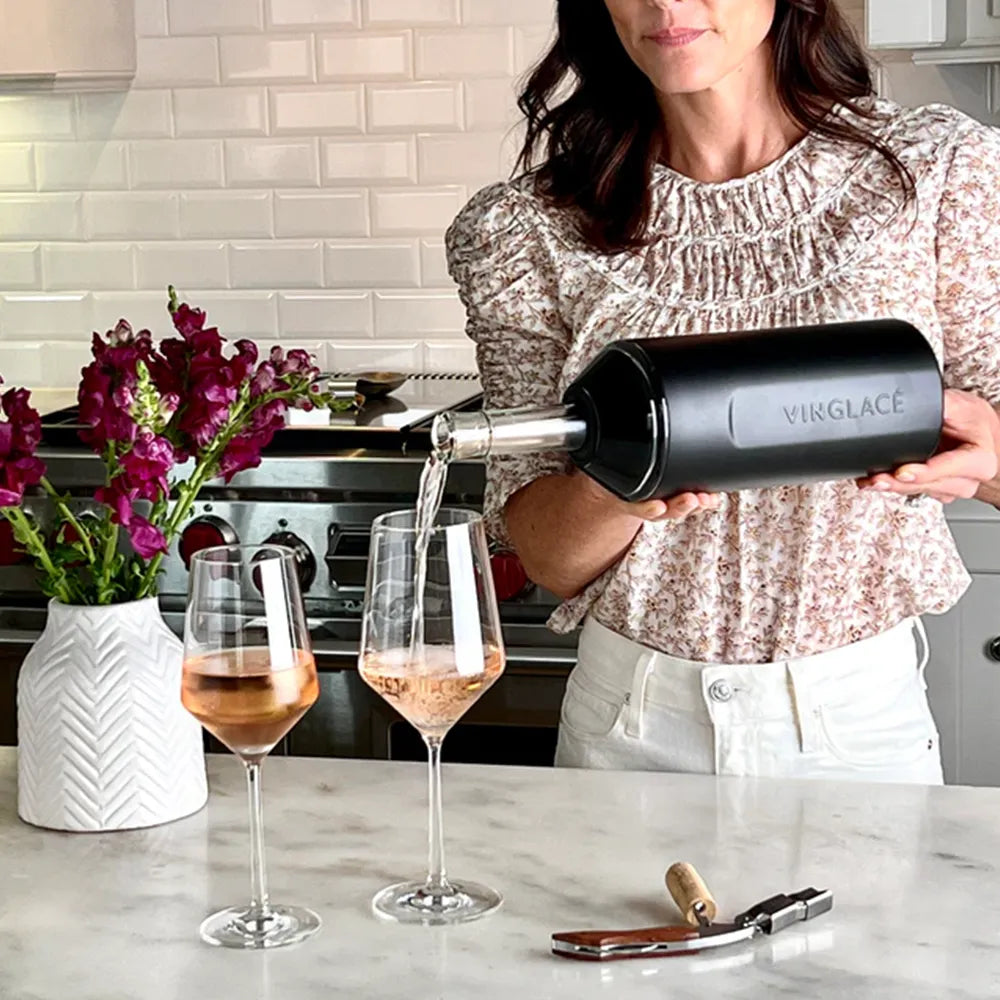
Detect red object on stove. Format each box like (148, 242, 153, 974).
(490, 550, 530, 603)
(179, 517, 237, 569)
(0, 519, 25, 566)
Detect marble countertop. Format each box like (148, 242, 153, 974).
(1, 749, 999, 999)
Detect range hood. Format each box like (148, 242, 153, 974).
(0, 0, 135, 93)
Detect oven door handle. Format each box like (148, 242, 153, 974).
(310, 639, 577, 669)
(0, 628, 42, 647)
(0, 630, 578, 670)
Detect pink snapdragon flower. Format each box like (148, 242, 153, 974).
(0, 381, 45, 507)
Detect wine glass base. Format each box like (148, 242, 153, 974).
(372, 879, 502, 926)
(199, 904, 321, 949)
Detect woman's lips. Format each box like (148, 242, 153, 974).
(646, 28, 708, 48)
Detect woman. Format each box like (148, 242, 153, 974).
(445, 0, 1000, 783)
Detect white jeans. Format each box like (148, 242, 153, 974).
(554, 616, 944, 785)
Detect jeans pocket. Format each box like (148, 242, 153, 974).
(559, 672, 626, 742)
(816, 685, 939, 770)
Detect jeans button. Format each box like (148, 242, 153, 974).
(708, 680, 733, 703)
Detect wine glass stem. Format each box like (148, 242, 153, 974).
(244, 760, 272, 920)
(424, 735, 452, 895)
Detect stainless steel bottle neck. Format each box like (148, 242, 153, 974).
(430, 405, 588, 461)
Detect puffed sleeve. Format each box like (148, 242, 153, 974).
(445, 182, 573, 548)
(936, 123, 1000, 403)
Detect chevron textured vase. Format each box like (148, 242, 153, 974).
(17, 598, 208, 832)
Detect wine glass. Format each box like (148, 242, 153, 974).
(359, 508, 506, 925)
(181, 544, 321, 949)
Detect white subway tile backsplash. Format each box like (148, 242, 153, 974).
(0, 145, 35, 191)
(417, 132, 508, 183)
(324, 240, 419, 287)
(268, 0, 359, 28)
(461, 0, 555, 25)
(42, 244, 135, 292)
(367, 83, 462, 132)
(419, 239, 450, 287)
(135, 242, 229, 289)
(514, 24, 555, 74)
(168, 0, 263, 35)
(92, 291, 178, 335)
(270, 86, 363, 134)
(463, 77, 518, 129)
(226, 138, 319, 186)
(318, 32, 412, 81)
(173, 88, 267, 137)
(0, 343, 45, 387)
(370, 186, 465, 235)
(415, 29, 513, 78)
(0, 97, 75, 141)
(180, 192, 273, 238)
(135, 0, 169, 36)
(373, 290, 464, 335)
(38, 341, 93, 387)
(0, 294, 93, 339)
(83, 193, 180, 240)
(0, 245, 42, 291)
(76, 91, 174, 140)
(230, 240, 323, 288)
(131, 139, 224, 188)
(364, 0, 458, 25)
(322, 137, 415, 184)
(279, 291, 373, 336)
(328, 339, 421, 370)
(35, 142, 129, 192)
(0, 196, 82, 241)
(424, 339, 474, 372)
(220, 35, 315, 84)
(1, 7, 558, 377)
(274, 190, 368, 236)
(175, 290, 278, 337)
(135, 37, 220, 87)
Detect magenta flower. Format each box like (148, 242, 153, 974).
(78, 321, 156, 451)
(120, 432, 175, 502)
(1, 289, 328, 605)
(0, 383, 45, 507)
(95, 482, 139, 528)
(127, 516, 168, 559)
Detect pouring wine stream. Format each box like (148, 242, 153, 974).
(409, 450, 449, 665)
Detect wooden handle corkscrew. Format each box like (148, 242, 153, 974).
(666, 863, 718, 927)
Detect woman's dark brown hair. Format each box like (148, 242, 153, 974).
(516, 0, 914, 253)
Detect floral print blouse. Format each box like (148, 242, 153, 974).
(445, 100, 1000, 664)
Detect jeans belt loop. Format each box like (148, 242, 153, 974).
(786, 659, 822, 754)
(624, 650, 656, 740)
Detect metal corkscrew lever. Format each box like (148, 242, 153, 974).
(550, 863, 834, 962)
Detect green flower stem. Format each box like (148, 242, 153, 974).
(133, 398, 250, 599)
(38, 478, 97, 566)
(1, 507, 72, 604)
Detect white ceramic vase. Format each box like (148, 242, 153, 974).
(17, 597, 208, 832)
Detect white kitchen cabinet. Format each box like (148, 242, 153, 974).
(924, 574, 1000, 786)
(924, 503, 1000, 786)
(0, 0, 134, 90)
(866, 0, 949, 48)
(867, 0, 1000, 52)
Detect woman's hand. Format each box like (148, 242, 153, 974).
(629, 491, 723, 521)
(857, 389, 1000, 503)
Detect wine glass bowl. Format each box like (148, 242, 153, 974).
(182, 544, 321, 949)
(359, 507, 506, 925)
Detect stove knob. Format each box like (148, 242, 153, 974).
(263, 532, 317, 592)
(179, 516, 239, 569)
(490, 550, 531, 603)
(0, 518, 25, 566)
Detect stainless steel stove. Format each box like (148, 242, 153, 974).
(0, 373, 578, 766)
